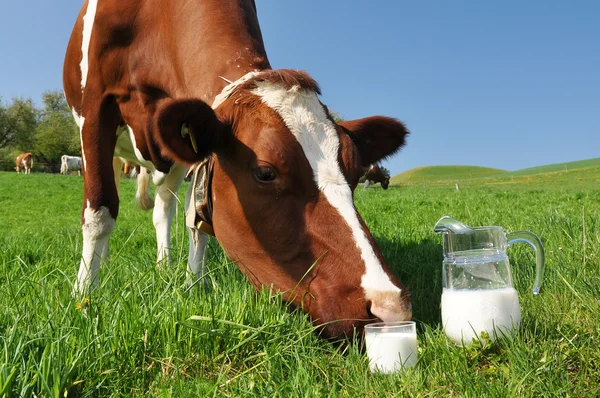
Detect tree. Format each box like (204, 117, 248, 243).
(0, 97, 38, 151)
(0, 101, 14, 149)
(8, 98, 38, 151)
(34, 91, 79, 164)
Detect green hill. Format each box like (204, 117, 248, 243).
(498, 157, 600, 177)
(391, 165, 505, 184)
(390, 157, 600, 187)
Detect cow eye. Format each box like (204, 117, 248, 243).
(253, 165, 277, 183)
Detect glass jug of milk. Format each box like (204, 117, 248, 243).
(433, 216, 545, 345)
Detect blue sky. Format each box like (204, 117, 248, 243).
(1, 1, 598, 175)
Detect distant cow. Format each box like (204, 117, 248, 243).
(60, 155, 82, 176)
(15, 153, 33, 174)
(123, 162, 140, 178)
(64, 0, 411, 338)
(363, 164, 390, 189)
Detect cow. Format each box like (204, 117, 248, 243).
(15, 153, 33, 174)
(363, 164, 391, 189)
(123, 162, 140, 179)
(60, 155, 83, 176)
(63, 0, 411, 338)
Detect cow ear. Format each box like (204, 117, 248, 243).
(339, 116, 409, 168)
(153, 99, 228, 164)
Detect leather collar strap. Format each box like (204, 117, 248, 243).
(188, 157, 214, 236)
(188, 71, 262, 237)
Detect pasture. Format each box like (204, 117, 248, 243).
(391, 165, 506, 184)
(1, 167, 599, 396)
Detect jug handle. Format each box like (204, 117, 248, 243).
(506, 231, 545, 295)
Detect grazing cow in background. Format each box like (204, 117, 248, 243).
(15, 153, 33, 174)
(64, 0, 411, 338)
(60, 155, 83, 176)
(363, 164, 390, 189)
(123, 162, 140, 179)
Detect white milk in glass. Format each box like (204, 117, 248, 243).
(441, 287, 521, 345)
(365, 332, 418, 373)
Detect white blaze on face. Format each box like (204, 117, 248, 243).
(80, 0, 98, 90)
(251, 83, 400, 294)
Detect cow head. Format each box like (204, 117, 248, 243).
(382, 176, 390, 189)
(153, 70, 411, 339)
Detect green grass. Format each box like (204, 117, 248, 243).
(1, 170, 600, 396)
(391, 166, 506, 184)
(498, 157, 600, 178)
(391, 157, 600, 186)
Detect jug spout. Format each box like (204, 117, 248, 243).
(433, 216, 474, 235)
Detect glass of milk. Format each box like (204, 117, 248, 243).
(364, 321, 418, 373)
(433, 216, 545, 345)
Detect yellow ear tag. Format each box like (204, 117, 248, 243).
(181, 123, 198, 153)
(181, 123, 190, 138)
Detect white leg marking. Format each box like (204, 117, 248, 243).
(71, 108, 87, 171)
(74, 204, 115, 295)
(153, 164, 187, 266)
(252, 83, 400, 294)
(80, 0, 98, 90)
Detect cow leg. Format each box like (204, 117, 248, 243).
(184, 182, 209, 287)
(135, 167, 154, 210)
(73, 106, 120, 295)
(364, 180, 371, 189)
(153, 164, 187, 266)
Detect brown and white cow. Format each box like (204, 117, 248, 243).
(15, 153, 33, 174)
(363, 164, 391, 189)
(64, 0, 411, 338)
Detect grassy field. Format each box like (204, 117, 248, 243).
(1, 169, 599, 396)
(394, 158, 600, 191)
(391, 166, 506, 184)
(497, 158, 600, 178)
(392, 157, 600, 186)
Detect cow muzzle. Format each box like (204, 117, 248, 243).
(367, 289, 412, 322)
